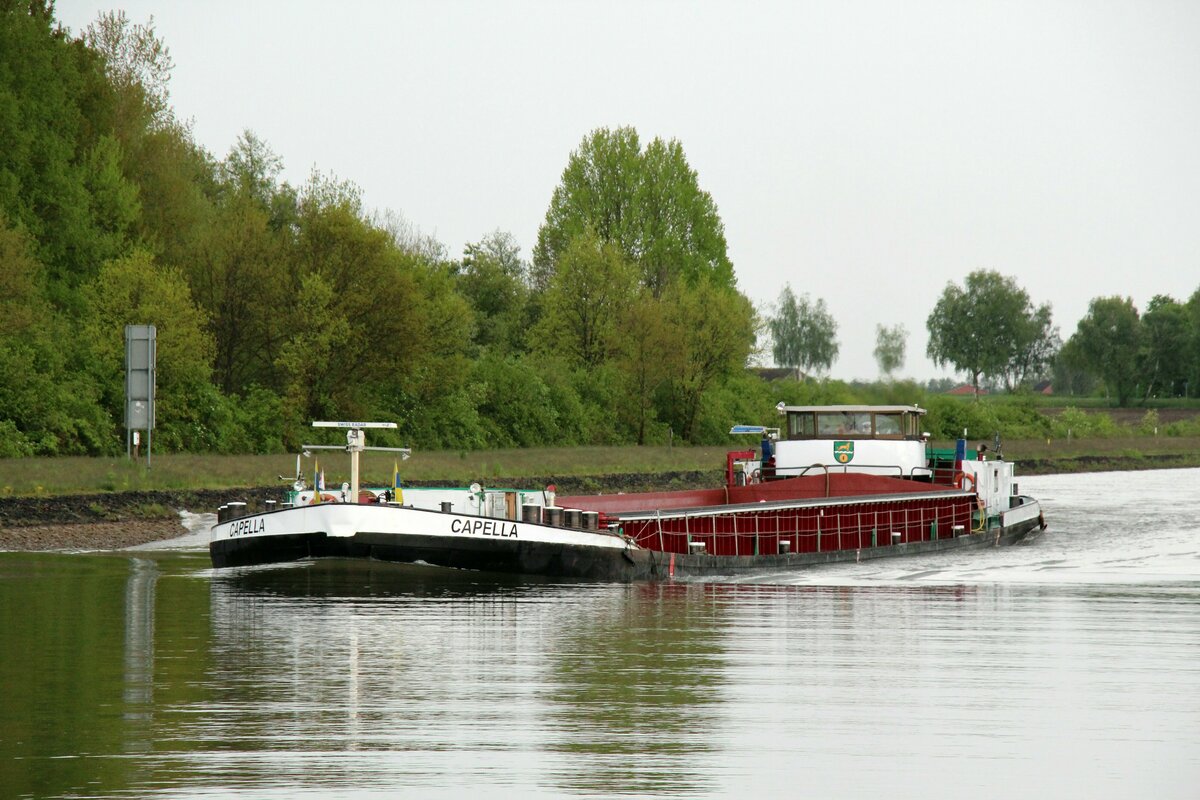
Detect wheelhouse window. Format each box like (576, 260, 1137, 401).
(788, 412, 815, 438)
(816, 412, 871, 436)
(874, 414, 901, 436)
(786, 409, 918, 440)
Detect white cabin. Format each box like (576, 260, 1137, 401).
(770, 405, 930, 479)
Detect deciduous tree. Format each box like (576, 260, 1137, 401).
(533, 127, 733, 295)
(769, 284, 838, 378)
(1138, 294, 1190, 399)
(874, 323, 907, 379)
(531, 231, 637, 366)
(613, 290, 677, 444)
(926, 270, 1055, 396)
(1068, 296, 1141, 406)
(458, 230, 529, 354)
(661, 283, 756, 441)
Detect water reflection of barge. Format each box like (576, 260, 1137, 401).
(210, 406, 1046, 581)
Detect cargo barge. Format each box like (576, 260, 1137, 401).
(210, 406, 1046, 580)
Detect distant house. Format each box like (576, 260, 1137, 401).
(946, 384, 987, 396)
(1034, 380, 1053, 395)
(753, 367, 808, 382)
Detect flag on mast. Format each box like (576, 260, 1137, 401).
(311, 458, 323, 504)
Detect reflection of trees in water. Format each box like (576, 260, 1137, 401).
(542, 582, 726, 796)
(203, 565, 733, 796)
(0, 553, 214, 798)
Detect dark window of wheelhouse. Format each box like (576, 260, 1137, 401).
(787, 412, 815, 439)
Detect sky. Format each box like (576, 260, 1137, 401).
(55, 0, 1200, 381)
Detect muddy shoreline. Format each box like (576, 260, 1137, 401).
(1, 456, 1194, 552)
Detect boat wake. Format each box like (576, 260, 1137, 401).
(122, 510, 214, 552)
(723, 468, 1200, 588)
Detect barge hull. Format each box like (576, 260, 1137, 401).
(210, 513, 1043, 581)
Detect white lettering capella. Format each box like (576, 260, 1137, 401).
(450, 518, 518, 538)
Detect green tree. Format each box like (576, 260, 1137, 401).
(1187, 287, 1200, 399)
(80, 7, 218, 277)
(82, 10, 176, 133)
(660, 282, 756, 441)
(531, 231, 637, 366)
(0, 217, 113, 456)
(275, 272, 354, 426)
(83, 249, 220, 450)
(0, 4, 138, 305)
(873, 323, 907, 379)
(194, 195, 284, 394)
(1068, 296, 1141, 406)
(1139, 294, 1191, 399)
(284, 171, 475, 446)
(613, 290, 676, 444)
(768, 284, 838, 378)
(533, 127, 733, 295)
(1050, 336, 1096, 396)
(458, 230, 529, 354)
(222, 129, 283, 208)
(926, 270, 1053, 397)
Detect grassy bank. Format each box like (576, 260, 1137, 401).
(0, 437, 1196, 497)
(0, 445, 732, 497)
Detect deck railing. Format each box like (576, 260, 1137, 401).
(620, 495, 975, 557)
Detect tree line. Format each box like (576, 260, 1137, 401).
(0, 6, 774, 457)
(767, 264, 1199, 405)
(2, 6, 1193, 461)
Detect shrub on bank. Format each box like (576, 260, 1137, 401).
(1049, 407, 1122, 439)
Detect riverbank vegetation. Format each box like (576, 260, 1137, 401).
(2, 6, 1198, 464)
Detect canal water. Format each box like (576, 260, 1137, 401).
(1, 469, 1197, 799)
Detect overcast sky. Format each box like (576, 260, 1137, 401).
(56, 0, 1200, 380)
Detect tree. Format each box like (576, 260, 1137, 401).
(83, 249, 220, 450)
(458, 230, 529, 354)
(926, 270, 1053, 397)
(1050, 336, 1096, 397)
(661, 283, 756, 440)
(1187, 287, 1200, 398)
(1068, 296, 1141, 406)
(0, 5, 139, 305)
(768, 284, 838, 378)
(874, 323, 907, 379)
(530, 231, 637, 367)
(222, 129, 283, 208)
(613, 290, 677, 445)
(533, 127, 733, 295)
(999, 303, 1060, 390)
(1139, 294, 1191, 399)
(83, 10, 177, 132)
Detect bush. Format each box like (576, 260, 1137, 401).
(0, 420, 34, 458)
(228, 386, 286, 453)
(1050, 407, 1122, 438)
(1164, 417, 1200, 436)
(1137, 410, 1160, 435)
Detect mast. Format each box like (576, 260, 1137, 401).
(307, 422, 408, 501)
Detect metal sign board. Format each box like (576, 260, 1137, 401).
(125, 325, 156, 431)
